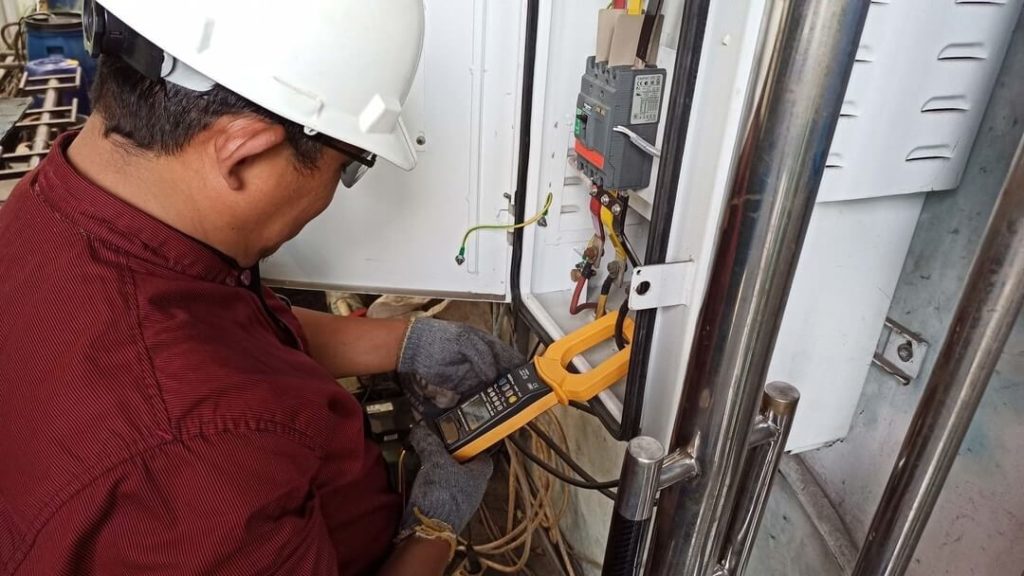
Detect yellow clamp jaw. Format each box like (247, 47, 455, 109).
(534, 311, 635, 404)
(447, 311, 633, 462)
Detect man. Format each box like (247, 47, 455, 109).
(0, 1, 521, 574)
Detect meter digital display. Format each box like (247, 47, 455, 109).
(432, 363, 555, 459)
(460, 396, 491, 430)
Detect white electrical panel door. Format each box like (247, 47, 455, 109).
(820, 0, 1020, 202)
(262, 1, 525, 299)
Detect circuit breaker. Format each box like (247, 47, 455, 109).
(574, 56, 666, 190)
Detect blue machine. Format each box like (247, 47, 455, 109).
(24, 11, 94, 113)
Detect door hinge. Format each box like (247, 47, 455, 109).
(629, 261, 695, 310)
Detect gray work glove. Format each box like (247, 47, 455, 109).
(400, 423, 493, 538)
(399, 318, 524, 415)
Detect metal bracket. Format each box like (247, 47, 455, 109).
(872, 318, 929, 385)
(629, 261, 695, 310)
(658, 448, 698, 489)
(18, 68, 82, 93)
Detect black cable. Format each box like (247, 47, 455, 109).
(568, 400, 596, 415)
(569, 261, 597, 315)
(620, 0, 712, 444)
(507, 433, 617, 500)
(359, 379, 374, 404)
(635, 0, 664, 65)
(508, 0, 540, 340)
(525, 422, 620, 500)
(615, 195, 643, 269)
(621, 234, 643, 269)
(614, 296, 631, 350)
(506, 0, 621, 440)
(532, 346, 597, 418)
(1, 22, 19, 52)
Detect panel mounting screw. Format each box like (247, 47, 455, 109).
(416, 135, 427, 146)
(636, 280, 651, 295)
(897, 341, 914, 362)
(538, 216, 548, 227)
(600, 195, 610, 206)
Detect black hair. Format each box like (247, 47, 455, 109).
(89, 55, 323, 169)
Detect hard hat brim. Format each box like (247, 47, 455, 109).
(351, 117, 418, 171)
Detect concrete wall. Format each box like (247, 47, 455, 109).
(802, 13, 1024, 576)
(552, 404, 625, 574)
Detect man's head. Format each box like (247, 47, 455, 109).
(87, 55, 350, 263)
(72, 0, 425, 266)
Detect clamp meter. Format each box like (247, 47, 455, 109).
(432, 311, 635, 462)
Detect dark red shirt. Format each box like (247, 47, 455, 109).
(0, 134, 400, 575)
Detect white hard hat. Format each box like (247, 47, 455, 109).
(92, 1, 425, 170)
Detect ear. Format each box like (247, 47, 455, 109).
(211, 115, 288, 191)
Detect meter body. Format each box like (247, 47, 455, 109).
(434, 364, 558, 461)
(431, 311, 635, 462)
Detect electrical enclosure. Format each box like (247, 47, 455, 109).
(262, 0, 1022, 453)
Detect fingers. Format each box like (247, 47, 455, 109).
(494, 344, 526, 372)
(409, 423, 493, 478)
(463, 452, 494, 478)
(408, 423, 447, 458)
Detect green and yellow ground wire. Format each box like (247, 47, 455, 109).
(455, 193, 555, 265)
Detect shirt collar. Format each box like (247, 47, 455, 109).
(32, 132, 252, 287)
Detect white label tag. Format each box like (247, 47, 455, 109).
(631, 74, 664, 124)
(365, 402, 394, 415)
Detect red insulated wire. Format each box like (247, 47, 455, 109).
(569, 274, 597, 315)
(613, 0, 626, 8)
(590, 196, 605, 241)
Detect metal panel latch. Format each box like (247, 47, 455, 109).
(873, 318, 929, 385)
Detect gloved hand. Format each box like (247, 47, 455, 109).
(400, 424, 493, 541)
(399, 318, 524, 415)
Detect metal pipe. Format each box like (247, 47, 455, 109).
(646, 2, 869, 575)
(658, 448, 699, 489)
(602, 437, 666, 576)
(28, 79, 59, 169)
(0, 54, 15, 82)
(719, 382, 800, 575)
(746, 416, 778, 449)
(852, 137, 1024, 575)
(779, 455, 859, 573)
